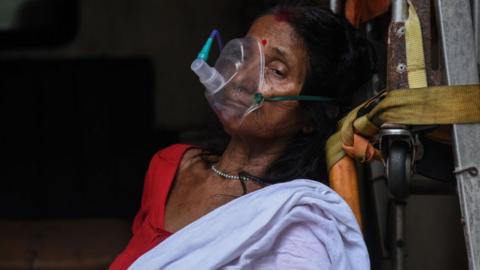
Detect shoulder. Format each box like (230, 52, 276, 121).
(148, 143, 203, 174)
(263, 179, 362, 232)
(250, 217, 369, 270)
(249, 221, 332, 269)
(236, 180, 369, 269)
(141, 144, 198, 175)
(154, 144, 196, 161)
(265, 180, 370, 268)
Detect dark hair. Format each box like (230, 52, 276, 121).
(202, 0, 376, 186)
(260, 0, 376, 183)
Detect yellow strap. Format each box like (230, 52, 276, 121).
(326, 1, 480, 170)
(405, 0, 428, 88)
(326, 84, 480, 169)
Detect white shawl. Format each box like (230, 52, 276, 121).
(129, 179, 370, 270)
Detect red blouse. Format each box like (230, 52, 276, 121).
(109, 144, 194, 270)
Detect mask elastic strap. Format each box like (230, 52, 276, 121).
(254, 93, 334, 105)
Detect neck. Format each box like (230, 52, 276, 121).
(215, 134, 291, 178)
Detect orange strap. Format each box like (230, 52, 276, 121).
(329, 157, 363, 227)
(342, 133, 382, 162)
(346, 0, 391, 27)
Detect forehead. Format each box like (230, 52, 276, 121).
(247, 15, 306, 59)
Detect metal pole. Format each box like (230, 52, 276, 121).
(393, 202, 406, 270)
(329, 0, 344, 15)
(392, 0, 408, 22)
(435, 0, 480, 269)
(387, 0, 409, 90)
(473, 0, 480, 68)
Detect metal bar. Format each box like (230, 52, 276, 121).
(392, 0, 408, 22)
(329, 0, 344, 15)
(387, 0, 408, 91)
(367, 161, 391, 258)
(434, 0, 480, 269)
(386, 5, 409, 266)
(393, 202, 406, 270)
(410, 176, 456, 195)
(474, 0, 480, 67)
(435, 0, 479, 83)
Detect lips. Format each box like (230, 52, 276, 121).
(223, 99, 248, 110)
(213, 90, 252, 111)
(205, 83, 258, 123)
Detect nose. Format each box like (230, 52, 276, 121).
(257, 81, 274, 97)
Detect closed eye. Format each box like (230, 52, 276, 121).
(266, 59, 288, 81)
(267, 67, 286, 80)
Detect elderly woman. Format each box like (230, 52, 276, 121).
(110, 1, 375, 269)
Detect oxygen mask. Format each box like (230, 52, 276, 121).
(191, 29, 334, 127)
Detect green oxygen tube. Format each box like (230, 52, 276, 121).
(191, 29, 335, 105)
(253, 93, 334, 105)
(197, 29, 222, 61)
(191, 29, 225, 93)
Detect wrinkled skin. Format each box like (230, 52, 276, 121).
(223, 14, 309, 140)
(164, 15, 311, 233)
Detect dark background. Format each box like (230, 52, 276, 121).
(0, 0, 470, 269)
(0, 0, 271, 221)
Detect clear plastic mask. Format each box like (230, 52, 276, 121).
(205, 37, 265, 125)
(191, 31, 333, 127)
(191, 36, 265, 126)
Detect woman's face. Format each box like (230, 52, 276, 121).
(223, 14, 309, 140)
